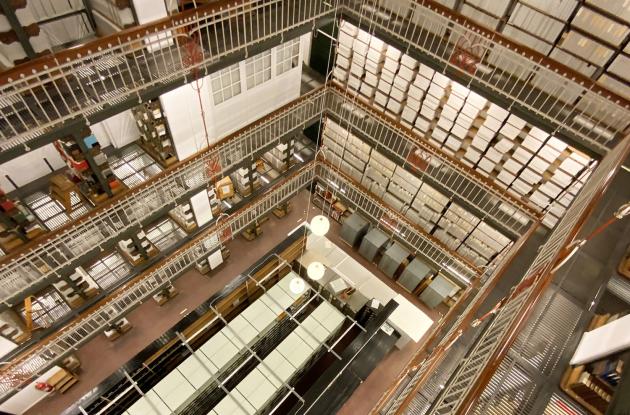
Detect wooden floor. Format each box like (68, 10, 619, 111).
(25, 190, 440, 415)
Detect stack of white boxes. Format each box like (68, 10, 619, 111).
(322, 119, 370, 182)
(363, 149, 395, 199)
(263, 140, 294, 172)
(384, 165, 421, 212)
(333, 22, 594, 228)
(231, 163, 259, 196)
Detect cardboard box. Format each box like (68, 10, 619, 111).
(215, 177, 234, 199)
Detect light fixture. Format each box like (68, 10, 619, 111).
(293, 153, 304, 162)
(310, 215, 330, 236)
(307, 261, 325, 280)
(289, 277, 306, 295)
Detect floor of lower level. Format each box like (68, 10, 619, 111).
(26, 190, 439, 415)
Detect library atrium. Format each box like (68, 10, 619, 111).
(0, 0, 628, 414)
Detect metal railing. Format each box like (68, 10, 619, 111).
(373, 214, 539, 415)
(325, 84, 540, 236)
(0, 162, 316, 403)
(0, 87, 326, 308)
(1, 0, 629, 158)
(339, 0, 630, 154)
(424, 134, 630, 414)
(316, 159, 480, 284)
(0, 0, 333, 152)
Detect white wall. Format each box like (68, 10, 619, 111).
(91, 109, 140, 149)
(0, 144, 64, 192)
(164, 37, 304, 161)
(160, 78, 217, 161)
(0, 366, 60, 415)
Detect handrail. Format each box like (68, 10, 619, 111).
(433, 133, 630, 414)
(0, 0, 629, 158)
(0, 83, 536, 309)
(0, 161, 316, 403)
(0, 86, 326, 307)
(327, 83, 542, 221)
(316, 158, 481, 280)
(339, 0, 630, 153)
(0, 85, 325, 267)
(372, 218, 539, 415)
(415, 0, 630, 108)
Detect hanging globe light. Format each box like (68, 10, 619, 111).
(289, 277, 306, 295)
(307, 261, 325, 281)
(310, 215, 330, 236)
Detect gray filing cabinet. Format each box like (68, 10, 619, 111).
(420, 274, 455, 308)
(378, 242, 411, 279)
(358, 228, 389, 262)
(397, 257, 434, 292)
(340, 212, 370, 247)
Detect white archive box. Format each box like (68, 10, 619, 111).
(338, 31, 355, 48)
(420, 105, 437, 120)
(500, 123, 522, 139)
(461, 102, 481, 118)
(348, 75, 361, 90)
(522, 135, 543, 152)
(477, 157, 495, 173)
(365, 60, 384, 75)
(529, 127, 548, 142)
(408, 84, 425, 100)
(450, 81, 469, 98)
(512, 147, 533, 164)
(471, 136, 489, 152)
(559, 156, 584, 176)
(385, 45, 402, 60)
(340, 21, 358, 36)
(455, 113, 473, 128)
(432, 72, 450, 88)
(422, 94, 439, 109)
(350, 62, 364, 77)
(444, 136, 461, 151)
(540, 181, 562, 198)
(375, 91, 389, 106)
(369, 35, 386, 51)
(476, 126, 495, 141)
(336, 54, 350, 69)
(427, 83, 445, 99)
(437, 117, 454, 131)
(380, 68, 395, 84)
(441, 105, 458, 121)
(387, 98, 404, 114)
(485, 147, 502, 163)
(487, 103, 509, 121)
(497, 170, 516, 186)
(432, 127, 448, 142)
(402, 107, 418, 124)
(364, 72, 379, 86)
(419, 63, 434, 78)
(378, 78, 393, 94)
(494, 137, 514, 153)
(390, 85, 407, 101)
(400, 54, 418, 68)
(503, 158, 522, 174)
(367, 50, 385, 65)
(451, 124, 469, 139)
(483, 115, 503, 131)
(413, 74, 431, 90)
(538, 146, 561, 163)
(521, 167, 541, 185)
(384, 57, 399, 73)
(352, 52, 367, 66)
(506, 114, 527, 129)
(333, 67, 348, 82)
(466, 90, 487, 108)
(547, 136, 568, 152)
(337, 44, 352, 59)
(511, 178, 532, 194)
(360, 83, 375, 98)
(407, 96, 422, 111)
(397, 65, 417, 81)
(464, 147, 481, 163)
(446, 94, 465, 110)
(415, 116, 431, 132)
(353, 39, 369, 55)
(356, 28, 371, 44)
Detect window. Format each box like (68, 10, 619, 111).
(109, 144, 162, 188)
(276, 39, 300, 75)
(87, 252, 132, 290)
(245, 50, 272, 89)
(19, 289, 71, 329)
(211, 63, 241, 105)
